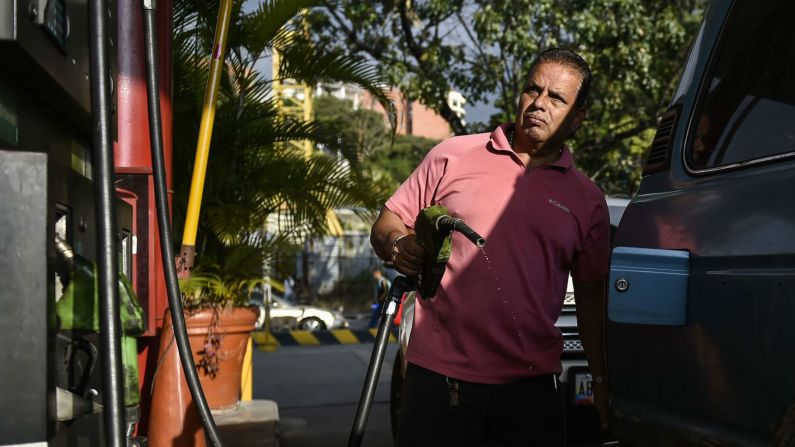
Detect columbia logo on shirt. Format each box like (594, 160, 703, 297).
(548, 198, 571, 214)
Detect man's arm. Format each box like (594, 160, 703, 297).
(574, 278, 609, 429)
(371, 206, 425, 276)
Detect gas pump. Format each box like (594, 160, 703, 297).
(0, 0, 122, 444)
(1, 0, 236, 443)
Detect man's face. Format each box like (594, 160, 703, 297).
(515, 62, 585, 148)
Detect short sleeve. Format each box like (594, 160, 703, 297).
(385, 143, 449, 228)
(571, 198, 610, 281)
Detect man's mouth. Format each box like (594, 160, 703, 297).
(524, 114, 546, 126)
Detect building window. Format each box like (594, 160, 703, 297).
(686, 1, 795, 171)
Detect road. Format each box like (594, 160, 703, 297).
(252, 341, 399, 447)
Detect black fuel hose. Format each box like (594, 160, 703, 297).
(348, 276, 417, 447)
(88, 0, 126, 445)
(142, 1, 224, 445)
(435, 215, 486, 247)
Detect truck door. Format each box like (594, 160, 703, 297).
(607, 0, 795, 445)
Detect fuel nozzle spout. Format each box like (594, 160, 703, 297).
(435, 215, 486, 248)
(414, 206, 486, 299)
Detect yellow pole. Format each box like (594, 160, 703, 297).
(241, 338, 253, 401)
(301, 10, 314, 158)
(179, 0, 234, 268)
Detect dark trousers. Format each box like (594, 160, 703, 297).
(397, 363, 563, 447)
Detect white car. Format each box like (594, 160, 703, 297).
(256, 294, 349, 332)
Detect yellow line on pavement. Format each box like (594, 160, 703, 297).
(291, 331, 321, 345)
(331, 329, 360, 344)
(252, 331, 280, 351)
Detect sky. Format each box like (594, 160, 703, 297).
(466, 102, 499, 126)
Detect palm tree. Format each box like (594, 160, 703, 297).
(172, 0, 395, 282)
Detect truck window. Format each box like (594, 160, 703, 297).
(686, 0, 795, 171)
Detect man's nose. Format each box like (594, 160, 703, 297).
(530, 92, 548, 110)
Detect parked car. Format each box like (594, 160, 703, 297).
(254, 293, 349, 332)
(390, 196, 630, 444)
(607, 1, 795, 445)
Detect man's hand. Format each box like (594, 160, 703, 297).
(593, 382, 610, 430)
(391, 234, 425, 277)
(371, 206, 427, 277)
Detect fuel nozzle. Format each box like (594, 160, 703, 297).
(435, 215, 486, 248)
(414, 206, 486, 299)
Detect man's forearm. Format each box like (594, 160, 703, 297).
(574, 279, 608, 379)
(575, 278, 611, 429)
(371, 206, 411, 261)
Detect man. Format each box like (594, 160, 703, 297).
(371, 48, 610, 446)
(369, 268, 392, 328)
(283, 275, 296, 303)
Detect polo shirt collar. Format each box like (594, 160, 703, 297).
(551, 145, 574, 170)
(489, 123, 515, 153)
(489, 123, 574, 171)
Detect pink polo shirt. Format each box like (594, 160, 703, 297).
(385, 123, 609, 384)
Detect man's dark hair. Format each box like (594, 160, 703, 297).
(529, 48, 592, 109)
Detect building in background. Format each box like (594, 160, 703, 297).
(315, 83, 466, 140)
(447, 91, 467, 127)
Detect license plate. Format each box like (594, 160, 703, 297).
(574, 373, 593, 405)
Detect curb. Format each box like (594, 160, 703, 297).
(252, 328, 398, 350)
(214, 399, 279, 446)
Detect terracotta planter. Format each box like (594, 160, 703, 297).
(186, 306, 258, 409)
(148, 306, 258, 447)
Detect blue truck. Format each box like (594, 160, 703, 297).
(607, 0, 795, 445)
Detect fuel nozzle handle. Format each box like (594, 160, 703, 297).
(435, 215, 486, 248)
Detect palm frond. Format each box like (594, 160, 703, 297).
(173, 0, 390, 286)
(279, 42, 397, 133)
(180, 264, 264, 308)
(241, 0, 326, 56)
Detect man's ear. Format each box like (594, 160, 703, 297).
(572, 107, 588, 132)
(571, 107, 586, 134)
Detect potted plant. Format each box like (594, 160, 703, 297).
(146, 260, 262, 447)
(177, 264, 262, 409)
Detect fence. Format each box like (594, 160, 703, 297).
(295, 233, 386, 311)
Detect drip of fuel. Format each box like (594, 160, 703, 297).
(479, 247, 529, 355)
